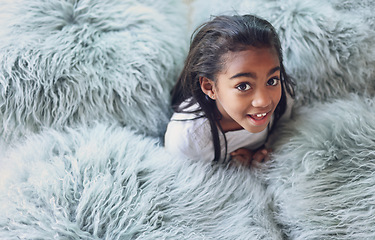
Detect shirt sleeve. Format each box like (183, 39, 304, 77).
(164, 117, 214, 162)
(164, 120, 201, 160)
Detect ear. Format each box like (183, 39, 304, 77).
(199, 77, 216, 100)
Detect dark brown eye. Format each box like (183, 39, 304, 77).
(267, 78, 280, 86)
(236, 83, 251, 91)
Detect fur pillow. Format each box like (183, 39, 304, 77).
(0, 0, 188, 142)
(0, 123, 283, 239)
(191, 0, 375, 106)
(329, 0, 375, 29)
(260, 95, 375, 239)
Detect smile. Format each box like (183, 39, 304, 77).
(249, 112, 268, 120)
(255, 113, 267, 118)
(247, 112, 270, 126)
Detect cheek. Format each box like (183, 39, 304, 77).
(221, 95, 245, 114)
(232, 97, 251, 116)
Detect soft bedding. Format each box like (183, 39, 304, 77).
(1, 0, 375, 239)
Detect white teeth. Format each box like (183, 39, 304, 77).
(256, 113, 267, 118)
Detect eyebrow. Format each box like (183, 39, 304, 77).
(229, 66, 281, 80)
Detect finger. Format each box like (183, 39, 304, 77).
(231, 149, 254, 159)
(232, 155, 253, 167)
(261, 148, 269, 155)
(231, 155, 247, 165)
(263, 148, 272, 162)
(232, 148, 250, 156)
(253, 149, 268, 163)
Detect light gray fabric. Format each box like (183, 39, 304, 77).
(329, 0, 375, 28)
(0, 0, 188, 143)
(259, 95, 375, 239)
(1, 0, 375, 239)
(0, 123, 283, 239)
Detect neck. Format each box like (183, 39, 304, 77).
(218, 119, 243, 132)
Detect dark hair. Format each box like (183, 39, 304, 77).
(171, 14, 295, 162)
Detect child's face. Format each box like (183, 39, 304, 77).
(213, 47, 282, 133)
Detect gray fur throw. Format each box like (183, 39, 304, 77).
(0, 0, 187, 142)
(1, 0, 375, 239)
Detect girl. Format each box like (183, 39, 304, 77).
(164, 14, 294, 167)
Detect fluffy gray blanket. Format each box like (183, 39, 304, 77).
(1, 0, 375, 239)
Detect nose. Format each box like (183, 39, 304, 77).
(251, 88, 272, 108)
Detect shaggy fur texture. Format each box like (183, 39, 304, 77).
(259, 95, 375, 239)
(329, 0, 375, 29)
(0, 123, 283, 239)
(0, 0, 188, 143)
(2, 0, 375, 239)
(191, 0, 375, 106)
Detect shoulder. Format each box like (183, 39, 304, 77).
(164, 112, 212, 160)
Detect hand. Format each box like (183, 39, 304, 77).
(230, 147, 271, 168)
(230, 148, 253, 167)
(251, 148, 271, 166)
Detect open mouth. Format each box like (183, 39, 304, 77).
(249, 112, 268, 120)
